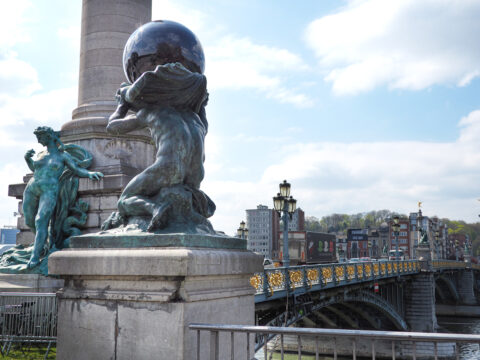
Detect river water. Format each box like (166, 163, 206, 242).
(437, 315, 480, 359)
(254, 316, 480, 360)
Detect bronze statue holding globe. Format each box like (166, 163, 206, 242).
(101, 20, 216, 234)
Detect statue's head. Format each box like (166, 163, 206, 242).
(34, 126, 64, 150)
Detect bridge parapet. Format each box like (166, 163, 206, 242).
(433, 260, 480, 271)
(433, 260, 468, 270)
(251, 260, 420, 303)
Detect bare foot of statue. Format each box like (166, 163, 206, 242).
(147, 202, 171, 231)
(27, 257, 40, 269)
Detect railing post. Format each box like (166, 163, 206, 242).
(283, 267, 291, 293)
(210, 330, 219, 360)
(263, 271, 269, 297)
(319, 265, 324, 288)
(302, 267, 308, 290)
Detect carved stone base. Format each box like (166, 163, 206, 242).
(48, 235, 263, 360)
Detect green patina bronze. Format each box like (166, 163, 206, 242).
(419, 228, 429, 246)
(101, 63, 216, 235)
(0, 126, 103, 274)
(70, 233, 246, 250)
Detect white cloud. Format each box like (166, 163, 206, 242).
(0, 52, 41, 96)
(305, 0, 480, 95)
(0, 0, 31, 49)
(152, 0, 313, 107)
(0, 163, 25, 227)
(0, 87, 76, 130)
(206, 109, 480, 233)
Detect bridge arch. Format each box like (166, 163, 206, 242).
(435, 275, 459, 303)
(256, 290, 407, 350)
(342, 290, 408, 331)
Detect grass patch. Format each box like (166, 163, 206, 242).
(1, 344, 56, 359)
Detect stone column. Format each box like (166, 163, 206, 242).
(68, 0, 152, 125)
(49, 235, 263, 359)
(404, 272, 437, 332)
(456, 269, 477, 305)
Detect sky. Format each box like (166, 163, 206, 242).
(1, 0, 480, 235)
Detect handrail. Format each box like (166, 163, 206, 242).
(190, 323, 480, 342)
(190, 323, 480, 359)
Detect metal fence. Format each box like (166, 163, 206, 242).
(190, 323, 480, 360)
(251, 260, 420, 302)
(0, 292, 57, 358)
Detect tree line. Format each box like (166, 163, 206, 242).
(305, 210, 480, 256)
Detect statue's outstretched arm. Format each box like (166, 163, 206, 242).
(63, 153, 104, 180)
(24, 149, 35, 172)
(107, 113, 146, 135)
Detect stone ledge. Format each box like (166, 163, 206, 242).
(69, 232, 246, 250)
(49, 247, 263, 277)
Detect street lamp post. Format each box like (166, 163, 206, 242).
(392, 215, 400, 260)
(273, 180, 297, 268)
(455, 240, 460, 261)
(237, 221, 248, 240)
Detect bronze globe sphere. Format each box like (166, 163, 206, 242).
(123, 20, 205, 83)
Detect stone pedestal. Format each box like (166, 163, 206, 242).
(456, 269, 477, 305)
(49, 234, 263, 360)
(415, 246, 432, 271)
(0, 274, 63, 293)
(404, 272, 437, 332)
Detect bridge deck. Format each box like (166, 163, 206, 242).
(251, 260, 480, 303)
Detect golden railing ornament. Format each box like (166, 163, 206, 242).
(357, 264, 363, 278)
(306, 269, 319, 288)
(250, 274, 262, 290)
(381, 263, 386, 275)
(289, 270, 302, 290)
(335, 266, 344, 280)
(347, 265, 355, 280)
(393, 263, 398, 272)
(373, 263, 379, 275)
(268, 272, 284, 296)
(365, 264, 372, 277)
(387, 263, 392, 273)
(322, 267, 332, 284)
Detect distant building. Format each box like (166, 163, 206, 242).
(0, 226, 19, 245)
(278, 231, 336, 265)
(378, 222, 390, 257)
(246, 205, 279, 258)
(448, 233, 468, 260)
(368, 228, 380, 258)
(288, 208, 305, 231)
(388, 218, 410, 258)
(346, 229, 369, 258)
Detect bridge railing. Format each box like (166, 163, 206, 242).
(190, 323, 480, 359)
(250, 260, 420, 300)
(433, 259, 480, 271)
